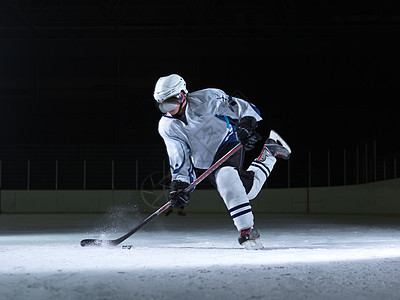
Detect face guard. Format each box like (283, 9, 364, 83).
(159, 93, 185, 114)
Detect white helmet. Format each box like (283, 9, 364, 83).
(153, 74, 188, 103)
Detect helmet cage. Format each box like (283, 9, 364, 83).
(159, 92, 185, 114)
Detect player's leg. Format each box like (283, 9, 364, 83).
(215, 166, 253, 230)
(214, 166, 263, 249)
(246, 156, 276, 200)
(247, 130, 291, 200)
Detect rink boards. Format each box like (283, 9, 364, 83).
(1, 178, 400, 216)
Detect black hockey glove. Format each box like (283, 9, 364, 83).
(169, 180, 191, 208)
(236, 116, 262, 151)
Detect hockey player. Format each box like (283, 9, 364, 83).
(154, 74, 291, 249)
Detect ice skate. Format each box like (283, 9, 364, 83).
(238, 226, 264, 250)
(257, 130, 291, 161)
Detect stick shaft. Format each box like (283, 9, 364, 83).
(81, 143, 242, 247)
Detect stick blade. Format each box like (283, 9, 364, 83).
(80, 238, 121, 247)
(80, 239, 104, 247)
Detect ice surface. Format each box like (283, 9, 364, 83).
(1, 213, 400, 300)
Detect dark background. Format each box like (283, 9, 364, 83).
(0, 1, 399, 189)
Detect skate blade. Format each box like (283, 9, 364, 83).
(269, 130, 291, 154)
(241, 238, 264, 250)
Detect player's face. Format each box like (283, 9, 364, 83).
(159, 92, 186, 115)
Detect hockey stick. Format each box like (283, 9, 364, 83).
(80, 143, 243, 247)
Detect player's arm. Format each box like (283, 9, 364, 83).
(216, 91, 262, 150)
(159, 127, 195, 207)
(217, 92, 262, 122)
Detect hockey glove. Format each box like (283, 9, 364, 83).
(169, 180, 191, 208)
(236, 116, 262, 151)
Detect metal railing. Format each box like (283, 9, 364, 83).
(0, 140, 398, 190)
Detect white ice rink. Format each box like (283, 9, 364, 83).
(1, 212, 400, 300)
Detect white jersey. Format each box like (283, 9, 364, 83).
(158, 88, 262, 184)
